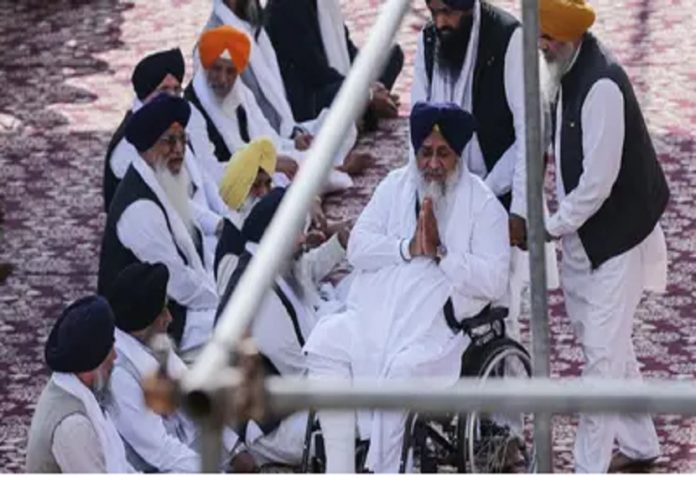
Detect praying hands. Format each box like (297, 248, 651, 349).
(409, 197, 441, 259)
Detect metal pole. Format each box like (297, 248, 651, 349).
(199, 416, 223, 473)
(520, 0, 552, 471)
(263, 377, 696, 415)
(183, 0, 413, 399)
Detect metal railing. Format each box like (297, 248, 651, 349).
(172, 0, 695, 473)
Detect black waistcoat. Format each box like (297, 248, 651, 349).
(559, 33, 669, 269)
(102, 111, 132, 213)
(98, 165, 203, 344)
(423, 2, 518, 208)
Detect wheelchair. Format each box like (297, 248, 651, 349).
(298, 306, 534, 473)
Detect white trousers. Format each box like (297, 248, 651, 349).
(247, 412, 308, 466)
(561, 239, 660, 473)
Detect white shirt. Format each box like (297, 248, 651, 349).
(52, 414, 106, 473)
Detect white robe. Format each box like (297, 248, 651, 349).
(108, 329, 240, 472)
(549, 68, 664, 472)
(304, 160, 510, 472)
(116, 156, 219, 352)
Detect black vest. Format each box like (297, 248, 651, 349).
(103, 111, 132, 213)
(98, 166, 203, 344)
(559, 33, 669, 269)
(184, 83, 251, 163)
(423, 2, 518, 208)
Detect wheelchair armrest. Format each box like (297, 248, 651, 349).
(460, 306, 509, 331)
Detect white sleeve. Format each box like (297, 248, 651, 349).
(188, 104, 227, 184)
(110, 140, 135, 180)
(190, 200, 222, 236)
(52, 414, 107, 473)
(347, 176, 405, 271)
(410, 32, 429, 105)
(547, 79, 625, 237)
(295, 234, 346, 286)
(485, 28, 528, 215)
(117, 200, 218, 309)
(109, 368, 200, 473)
(439, 196, 510, 301)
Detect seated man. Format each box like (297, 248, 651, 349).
(216, 188, 348, 466)
(186, 25, 356, 193)
(303, 102, 510, 473)
(97, 95, 218, 356)
(265, 0, 403, 130)
(205, 0, 372, 178)
(103, 48, 231, 269)
(105, 262, 257, 472)
(26, 296, 133, 473)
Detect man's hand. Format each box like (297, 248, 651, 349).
(509, 214, 527, 250)
(409, 198, 440, 258)
(294, 132, 313, 151)
(304, 230, 327, 250)
(336, 224, 351, 249)
(276, 155, 299, 180)
(309, 197, 327, 233)
(370, 82, 398, 119)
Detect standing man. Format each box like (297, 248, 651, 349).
(25, 296, 132, 473)
(538, 0, 669, 472)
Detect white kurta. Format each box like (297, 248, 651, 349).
(304, 164, 510, 472)
(116, 156, 219, 351)
(550, 68, 665, 472)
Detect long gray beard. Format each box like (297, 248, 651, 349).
(92, 369, 114, 410)
(416, 166, 460, 226)
(155, 163, 198, 242)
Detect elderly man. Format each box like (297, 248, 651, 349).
(538, 0, 669, 473)
(104, 48, 231, 269)
(97, 94, 218, 357)
(26, 296, 133, 473)
(412, 0, 559, 338)
(304, 102, 510, 473)
(265, 0, 403, 131)
(205, 0, 372, 177)
(105, 263, 257, 472)
(216, 188, 348, 466)
(186, 25, 357, 193)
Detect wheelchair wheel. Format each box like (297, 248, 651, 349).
(458, 338, 534, 473)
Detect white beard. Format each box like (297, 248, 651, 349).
(154, 163, 198, 242)
(540, 57, 564, 107)
(416, 165, 460, 229)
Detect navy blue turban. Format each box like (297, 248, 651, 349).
(132, 48, 185, 101)
(410, 101, 477, 156)
(45, 296, 115, 373)
(427, 0, 475, 10)
(242, 187, 286, 244)
(125, 93, 191, 152)
(107, 263, 169, 332)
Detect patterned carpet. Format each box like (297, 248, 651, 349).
(0, 0, 694, 473)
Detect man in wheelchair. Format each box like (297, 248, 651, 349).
(303, 101, 511, 473)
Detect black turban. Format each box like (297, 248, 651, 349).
(428, 0, 475, 10)
(242, 187, 286, 244)
(125, 93, 191, 152)
(132, 48, 185, 101)
(410, 101, 476, 157)
(45, 296, 115, 373)
(107, 263, 169, 332)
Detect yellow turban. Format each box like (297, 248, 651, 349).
(539, 0, 596, 42)
(199, 26, 251, 72)
(219, 138, 277, 210)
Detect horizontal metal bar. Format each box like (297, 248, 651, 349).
(261, 377, 696, 415)
(182, 0, 414, 398)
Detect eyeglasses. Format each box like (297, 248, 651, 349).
(157, 132, 188, 152)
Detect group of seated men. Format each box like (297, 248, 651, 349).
(26, 0, 670, 474)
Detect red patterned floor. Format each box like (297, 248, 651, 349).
(0, 0, 694, 472)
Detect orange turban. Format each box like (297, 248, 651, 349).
(539, 0, 596, 42)
(199, 26, 251, 72)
